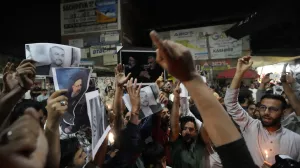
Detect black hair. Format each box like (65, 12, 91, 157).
(42, 89, 47, 92)
(60, 138, 80, 168)
(179, 116, 197, 132)
(105, 86, 113, 95)
(238, 95, 246, 104)
(142, 142, 165, 167)
(260, 94, 287, 110)
(240, 88, 253, 99)
(11, 100, 43, 123)
(247, 99, 255, 107)
(40, 100, 48, 117)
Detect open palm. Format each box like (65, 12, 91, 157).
(3, 73, 19, 93)
(261, 73, 272, 84)
(2, 63, 19, 93)
(115, 64, 131, 87)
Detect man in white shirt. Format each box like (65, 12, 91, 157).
(37, 89, 49, 102)
(249, 83, 257, 103)
(224, 56, 300, 166)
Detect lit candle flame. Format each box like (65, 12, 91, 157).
(107, 104, 112, 110)
(108, 132, 115, 144)
(264, 150, 268, 159)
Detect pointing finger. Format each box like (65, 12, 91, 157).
(150, 30, 163, 49)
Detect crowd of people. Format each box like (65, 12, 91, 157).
(0, 31, 300, 168)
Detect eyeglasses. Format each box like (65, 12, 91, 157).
(259, 105, 280, 113)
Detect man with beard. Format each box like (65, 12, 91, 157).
(140, 56, 164, 83)
(125, 56, 141, 80)
(170, 82, 205, 168)
(225, 56, 300, 167)
(63, 73, 85, 125)
(35, 46, 66, 76)
(152, 107, 171, 165)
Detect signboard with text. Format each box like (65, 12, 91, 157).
(61, 0, 118, 35)
(170, 24, 245, 60)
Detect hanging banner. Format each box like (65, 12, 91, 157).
(96, 0, 117, 23)
(170, 28, 208, 60)
(61, 0, 118, 35)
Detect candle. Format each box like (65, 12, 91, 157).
(264, 150, 268, 159)
(108, 132, 115, 144)
(262, 150, 272, 168)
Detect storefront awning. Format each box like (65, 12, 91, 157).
(217, 68, 259, 79)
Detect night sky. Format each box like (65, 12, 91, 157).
(0, 0, 297, 58)
(0, 2, 61, 58)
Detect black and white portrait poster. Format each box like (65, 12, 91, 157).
(123, 85, 163, 119)
(25, 43, 81, 76)
(273, 85, 284, 95)
(86, 90, 111, 159)
(121, 50, 164, 84)
(52, 68, 92, 126)
(288, 60, 300, 99)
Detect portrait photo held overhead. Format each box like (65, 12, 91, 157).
(25, 43, 81, 76)
(120, 49, 165, 84)
(123, 84, 163, 119)
(85, 90, 111, 159)
(52, 67, 92, 126)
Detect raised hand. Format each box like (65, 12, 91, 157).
(281, 63, 295, 84)
(46, 90, 68, 126)
(156, 72, 165, 89)
(0, 113, 48, 168)
(2, 62, 18, 93)
(150, 31, 197, 82)
(236, 56, 253, 75)
(158, 91, 169, 105)
(173, 81, 181, 99)
(261, 73, 272, 85)
(126, 78, 142, 115)
(286, 73, 295, 84)
(281, 72, 295, 84)
(115, 64, 131, 87)
(15, 60, 36, 90)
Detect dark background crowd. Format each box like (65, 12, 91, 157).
(0, 32, 300, 168)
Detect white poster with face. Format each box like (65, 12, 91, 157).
(123, 85, 163, 119)
(273, 85, 284, 95)
(180, 97, 189, 116)
(86, 90, 111, 159)
(25, 43, 81, 76)
(288, 61, 300, 99)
